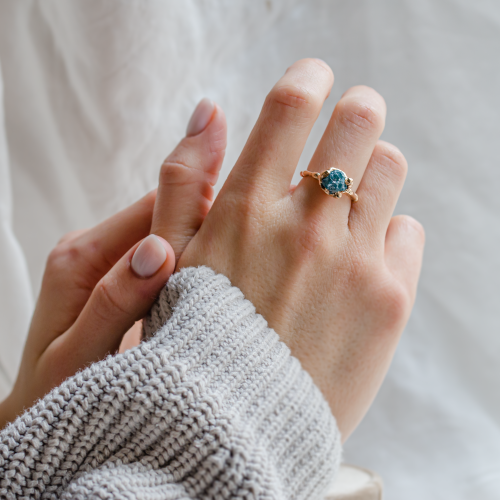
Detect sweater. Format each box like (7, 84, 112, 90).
(0, 267, 341, 499)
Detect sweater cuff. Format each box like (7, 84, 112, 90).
(144, 266, 342, 499)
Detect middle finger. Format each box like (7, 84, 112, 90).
(225, 58, 334, 201)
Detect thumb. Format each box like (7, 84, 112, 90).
(42, 235, 175, 381)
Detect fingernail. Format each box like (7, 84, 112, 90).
(186, 98, 215, 137)
(131, 235, 167, 278)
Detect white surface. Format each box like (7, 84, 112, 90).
(325, 465, 382, 500)
(0, 1, 499, 499)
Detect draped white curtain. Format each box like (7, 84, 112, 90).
(0, 1, 499, 498)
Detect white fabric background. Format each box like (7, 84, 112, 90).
(0, 1, 499, 498)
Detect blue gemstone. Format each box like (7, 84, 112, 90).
(320, 169, 347, 194)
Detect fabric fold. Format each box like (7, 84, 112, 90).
(0, 266, 340, 499)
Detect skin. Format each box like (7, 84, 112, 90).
(0, 104, 227, 428)
(0, 60, 424, 442)
(177, 59, 425, 439)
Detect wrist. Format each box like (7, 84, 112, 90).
(0, 393, 18, 430)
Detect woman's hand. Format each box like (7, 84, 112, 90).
(0, 99, 227, 428)
(178, 59, 425, 440)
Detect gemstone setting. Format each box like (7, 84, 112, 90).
(320, 169, 347, 195)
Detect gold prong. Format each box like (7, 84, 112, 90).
(345, 189, 358, 202)
(346, 177, 353, 187)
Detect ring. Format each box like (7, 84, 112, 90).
(300, 168, 358, 202)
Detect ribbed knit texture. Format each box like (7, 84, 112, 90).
(0, 267, 341, 499)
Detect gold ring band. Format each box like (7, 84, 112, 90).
(300, 168, 358, 202)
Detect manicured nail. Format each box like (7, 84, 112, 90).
(186, 98, 215, 137)
(131, 235, 167, 278)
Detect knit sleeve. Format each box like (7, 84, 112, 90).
(0, 267, 341, 500)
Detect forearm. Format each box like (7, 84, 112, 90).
(0, 267, 341, 499)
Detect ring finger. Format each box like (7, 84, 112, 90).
(294, 85, 387, 225)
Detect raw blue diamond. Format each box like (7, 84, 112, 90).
(320, 169, 347, 194)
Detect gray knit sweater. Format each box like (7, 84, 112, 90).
(0, 267, 341, 499)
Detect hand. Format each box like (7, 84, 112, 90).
(0, 99, 227, 428)
(178, 59, 425, 439)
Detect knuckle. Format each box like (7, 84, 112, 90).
(94, 276, 128, 319)
(369, 276, 411, 330)
(308, 57, 334, 76)
(344, 255, 410, 331)
(45, 239, 103, 291)
(267, 84, 318, 116)
(159, 157, 218, 188)
(46, 241, 81, 273)
(159, 159, 193, 187)
(396, 214, 426, 243)
(373, 142, 408, 181)
(339, 96, 385, 133)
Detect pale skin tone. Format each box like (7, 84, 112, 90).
(0, 98, 227, 427)
(0, 60, 424, 441)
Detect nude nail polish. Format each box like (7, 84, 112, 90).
(186, 98, 215, 137)
(131, 235, 167, 278)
